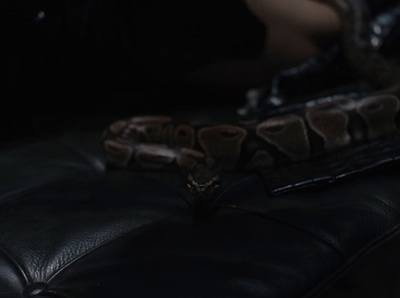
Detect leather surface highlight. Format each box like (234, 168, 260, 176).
(0, 132, 106, 203)
(0, 171, 189, 284)
(0, 249, 26, 295)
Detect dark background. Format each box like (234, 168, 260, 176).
(0, 0, 265, 142)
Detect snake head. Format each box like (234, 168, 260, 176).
(187, 165, 220, 201)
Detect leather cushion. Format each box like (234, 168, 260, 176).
(0, 132, 399, 297)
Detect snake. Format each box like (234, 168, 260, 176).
(102, 0, 400, 221)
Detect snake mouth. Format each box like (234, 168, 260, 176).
(187, 181, 219, 196)
(195, 184, 207, 192)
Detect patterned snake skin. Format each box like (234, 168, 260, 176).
(103, 0, 400, 208)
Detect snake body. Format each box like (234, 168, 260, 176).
(103, 0, 400, 219)
(103, 93, 400, 180)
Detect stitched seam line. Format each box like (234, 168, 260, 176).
(215, 175, 259, 203)
(0, 245, 29, 285)
(303, 224, 400, 298)
(223, 205, 346, 260)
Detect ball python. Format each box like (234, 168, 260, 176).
(102, 0, 400, 221)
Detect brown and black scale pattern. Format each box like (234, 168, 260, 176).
(103, 94, 400, 173)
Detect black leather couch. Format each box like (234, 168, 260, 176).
(2, 1, 400, 297)
(0, 124, 399, 298)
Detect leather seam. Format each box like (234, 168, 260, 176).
(215, 174, 346, 258)
(215, 175, 260, 203)
(219, 177, 400, 260)
(223, 205, 346, 260)
(0, 244, 29, 285)
(56, 138, 106, 174)
(303, 223, 400, 298)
